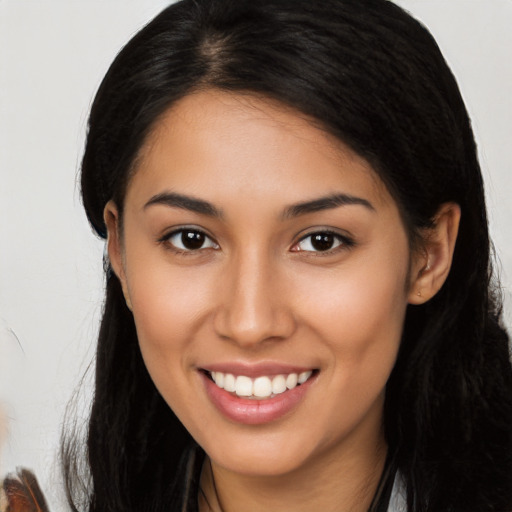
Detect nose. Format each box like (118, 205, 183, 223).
(213, 250, 296, 347)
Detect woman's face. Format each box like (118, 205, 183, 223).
(107, 90, 420, 478)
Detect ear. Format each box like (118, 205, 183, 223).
(408, 202, 461, 305)
(104, 200, 133, 310)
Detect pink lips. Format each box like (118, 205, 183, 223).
(200, 364, 317, 425)
(204, 362, 314, 378)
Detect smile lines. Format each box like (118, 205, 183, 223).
(209, 370, 314, 399)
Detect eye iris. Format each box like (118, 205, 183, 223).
(181, 230, 205, 250)
(311, 233, 335, 251)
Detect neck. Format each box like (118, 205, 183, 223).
(199, 431, 387, 512)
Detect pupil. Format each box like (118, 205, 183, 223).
(182, 230, 205, 250)
(312, 233, 334, 251)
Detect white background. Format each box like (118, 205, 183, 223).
(0, 1, 511, 509)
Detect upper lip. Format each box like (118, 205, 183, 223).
(199, 362, 316, 378)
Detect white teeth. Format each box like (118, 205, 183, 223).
(253, 376, 272, 397)
(235, 376, 253, 397)
(208, 370, 314, 398)
(298, 370, 312, 384)
(224, 373, 236, 392)
(286, 373, 298, 389)
(214, 371, 224, 388)
(272, 375, 287, 394)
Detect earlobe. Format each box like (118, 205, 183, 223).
(104, 200, 133, 311)
(408, 202, 461, 305)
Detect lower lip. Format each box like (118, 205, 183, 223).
(201, 372, 316, 425)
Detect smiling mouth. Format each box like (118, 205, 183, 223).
(203, 370, 317, 400)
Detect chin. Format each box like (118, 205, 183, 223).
(200, 426, 322, 477)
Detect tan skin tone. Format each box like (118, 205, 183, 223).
(105, 90, 460, 512)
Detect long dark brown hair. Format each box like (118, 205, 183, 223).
(62, 1, 512, 510)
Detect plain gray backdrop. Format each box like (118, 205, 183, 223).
(1, 1, 511, 509)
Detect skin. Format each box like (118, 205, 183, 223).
(105, 90, 460, 512)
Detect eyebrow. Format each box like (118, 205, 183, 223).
(282, 193, 375, 219)
(144, 192, 224, 218)
(143, 191, 375, 219)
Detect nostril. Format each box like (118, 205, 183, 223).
(212, 307, 297, 347)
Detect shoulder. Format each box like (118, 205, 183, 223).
(388, 472, 406, 512)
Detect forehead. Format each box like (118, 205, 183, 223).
(128, 89, 394, 212)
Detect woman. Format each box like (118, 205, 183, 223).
(62, 0, 512, 510)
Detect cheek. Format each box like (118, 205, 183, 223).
(294, 247, 409, 387)
(123, 247, 218, 378)
(125, 264, 218, 426)
(297, 256, 408, 346)
(290, 262, 408, 444)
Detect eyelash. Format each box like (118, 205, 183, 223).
(292, 230, 355, 256)
(158, 228, 355, 255)
(158, 228, 219, 255)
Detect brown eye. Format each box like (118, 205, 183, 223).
(310, 233, 336, 251)
(294, 231, 353, 253)
(166, 229, 218, 252)
(182, 230, 206, 250)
